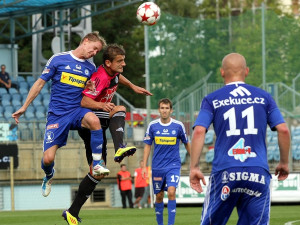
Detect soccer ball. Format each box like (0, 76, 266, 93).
(136, 2, 161, 26)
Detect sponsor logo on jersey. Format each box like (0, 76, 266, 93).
(42, 68, 50, 74)
(222, 171, 229, 183)
(228, 138, 257, 162)
(60, 72, 87, 88)
(212, 96, 265, 109)
(144, 135, 151, 140)
(76, 64, 81, 70)
(85, 90, 99, 96)
(231, 187, 262, 197)
(227, 171, 266, 184)
(47, 123, 59, 130)
(45, 131, 54, 144)
(230, 86, 251, 97)
(221, 185, 230, 201)
(65, 65, 71, 70)
(155, 136, 177, 145)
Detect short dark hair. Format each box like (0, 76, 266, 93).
(158, 98, 173, 109)
(103, 44, 125, 63)
(120, 164, 126, 168)
(1, 64, 5, 68)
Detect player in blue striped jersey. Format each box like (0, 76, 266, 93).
(143, 98, 191, 225)
(190, 53, 290, 225)
(12, 32, 109, 225)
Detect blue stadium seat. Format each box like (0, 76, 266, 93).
(267, 150, 274, 161)
(19, 87, 28, 95)
(27, 105, 35, 114)
(36, 111, 46, 120)
(40, 86, 49, 94)
(33, 99, 42, 107)
(179, 145, 187, 164)
(204, 130, 214, 144)
(42, 93, 50, 106)
(293, 148, 300, 161)
(0, 88, 7, 94)
(19, 81, 29, 90)
(12, 99, 22, 109)
(17, 76, 25, 83)
(35, 105, 45, 114)
(26, 76, 35, 84)
(8, 88, 18, 94)
(25, 111, 35, 120)
(205, 149, 214, 163)
(0, 105, 3, 115)
(11, 93, 22, 102)
(273, 150, 280, 161)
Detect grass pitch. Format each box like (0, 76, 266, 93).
(0, 205, 299, 225)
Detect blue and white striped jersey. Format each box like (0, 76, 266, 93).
(144, 118, 188, 170)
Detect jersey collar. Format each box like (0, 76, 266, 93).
(70, 51, 86, 62)
(159, 118, 173, 126)
(226, 81, 245, 86)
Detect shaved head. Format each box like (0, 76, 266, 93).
(220, 53, 249, 84)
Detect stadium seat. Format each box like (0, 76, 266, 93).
(19, 87, 28, 95)
(273, 150, 280, 161)
(0, 87, 7, 94)
(0, 105, 3, 115)
(12, 99, 22, 109)
(33, 99, 43, 107)
(205, 149, 214, 163)
(35, 105, 46, 114)
(36, 111, 46, 120)
(293, 148, 300, 161)
(19, 81, 29, 90)
(17, 76, 26, 83)
(40, 86, 49, 94)
(8, 88, 18, 94)
(25, 111, 35, 120)
(179, 145, 188, 164)
(26, 76, 35, 84)
(204, 130, 214, 144)
(42, 93, 50, 106)
(27, 105, 35, 114)
(11, 93, 22, 101)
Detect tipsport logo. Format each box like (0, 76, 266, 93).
(60, 72, 87, 88)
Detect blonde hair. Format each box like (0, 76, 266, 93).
(80, 31, 107, 47)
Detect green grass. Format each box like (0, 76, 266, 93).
(0, 206, 299, 225)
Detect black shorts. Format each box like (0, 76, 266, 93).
(78, 117, 110, 166)
(135, 187, 145, 198)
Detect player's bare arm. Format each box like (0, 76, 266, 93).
(142, 144, 151, 179)
(119, 74, 153, 96)
(81, 95, 115, 112)
(185, 142, 191, 155)
(190, 125, 207, 193)
(12, 78, 46, 124)
(275, 122, 291, 181)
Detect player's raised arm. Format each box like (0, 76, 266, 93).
(190, 125, 207, 193)
(119, 74, 153, 96)
(275, 123, 291, 181)
(12, 78, 46, 124)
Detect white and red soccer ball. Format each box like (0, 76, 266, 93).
(136, 2, 161, 26)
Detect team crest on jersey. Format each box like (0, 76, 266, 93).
(228, 138, 257, 162)
(115, 76, 119, 83)
(45, 131, 54, 144)
(154, 182, 161, 191)
(172, 130, 176, 135)
(221, 185, 230, 201)
(85, 69, 89, 75)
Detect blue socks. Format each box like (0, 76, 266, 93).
(90, 129, 103, 167)
(155, 202, 164, 225)
(41, 159, 54, 179)
(167, 200, 176, 225)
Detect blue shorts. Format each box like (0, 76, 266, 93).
(43, 107, 91, 151)
(152, 168, 180, 194)
(201, 167, 271, 225)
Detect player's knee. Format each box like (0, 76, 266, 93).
(117, 105, 126, 112)
(85, 113, 101, 130)
(43, 154, 54, 165)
